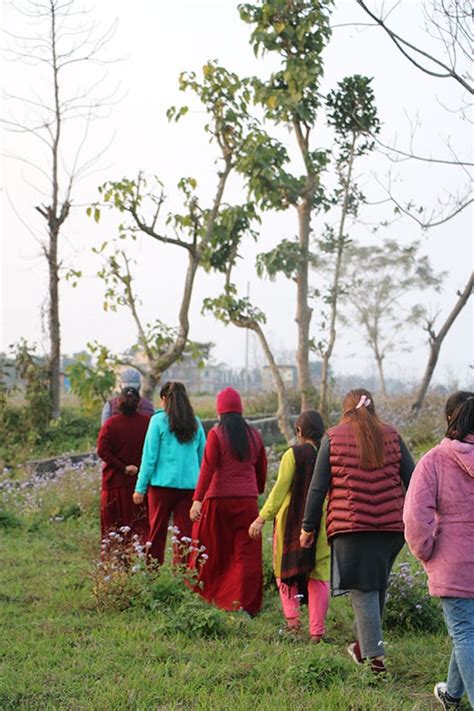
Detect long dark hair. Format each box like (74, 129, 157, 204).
(341, 388, 386, 469)
(118, 387, 140, 416)
(296, 410, 325, 447)
(445, 391, 474, 441)
(219, 412, 255, 462)
(160, 381, 197, 443)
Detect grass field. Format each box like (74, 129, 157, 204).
(0, 456, 469, 711)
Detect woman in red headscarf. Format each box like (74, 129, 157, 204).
(189, 388, 267, 615)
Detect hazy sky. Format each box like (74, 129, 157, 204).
(1, 0, 473, 387)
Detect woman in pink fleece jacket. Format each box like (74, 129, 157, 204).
(404, 391, 474, 710)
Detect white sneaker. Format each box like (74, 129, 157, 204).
(434, 682, 461, 709)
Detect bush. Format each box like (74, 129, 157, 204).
(163, 595, 232, 639)
(0, 405, 99, 466)
(0, 508, 22, 529)
(384, 561, 444, 632)
(288, 653, 351, 689)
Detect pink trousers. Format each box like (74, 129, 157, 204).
(276, 577, 330, 636)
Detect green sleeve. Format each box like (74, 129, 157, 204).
(259, 448, 295, 521)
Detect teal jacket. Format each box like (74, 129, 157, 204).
(135, 410, 206, 494)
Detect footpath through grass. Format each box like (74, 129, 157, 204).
(0, 512, 466, 711)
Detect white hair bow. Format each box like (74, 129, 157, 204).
(355, 394, 371, 409)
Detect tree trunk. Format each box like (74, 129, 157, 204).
(141, 370, 158, 403)
(49, 3, 61, 420)
(253, 323, 293, 443)
(319, 137, 356, 420)
(412, 272, 473, 413)
(296, 199, 314, 412)
(48, 228, 61, 419)
(375, 352, 387, 396)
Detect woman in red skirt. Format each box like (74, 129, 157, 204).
(189, 387, 267, 615)
(97, 386, 150, 542)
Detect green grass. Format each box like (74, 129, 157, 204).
(0, 513, 468, 711)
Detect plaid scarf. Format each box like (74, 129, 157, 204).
(280, 443, 318, 596)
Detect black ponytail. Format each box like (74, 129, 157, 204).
(160, 381, 197, 443)
(118, 387, 140, 415)
(219, 412, 255, 461)
(445, 391, 474, 441)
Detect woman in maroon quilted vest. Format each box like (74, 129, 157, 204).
(300, 388, 414, 674)
(189, 388, 267, 615)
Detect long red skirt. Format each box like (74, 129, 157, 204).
(100, 487, 148, 543)
(190, 497, 263, 615)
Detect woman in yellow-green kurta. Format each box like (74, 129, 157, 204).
(249, 410, 330, 642)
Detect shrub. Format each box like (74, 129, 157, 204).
(163, 595, 232, 639)
(384, 561, 444, 632)
(0, 508, 22, 529)
(288, 654, 351, 689)
(92, 526, 208, 613)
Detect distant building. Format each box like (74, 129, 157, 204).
(262, 365, 297, 391)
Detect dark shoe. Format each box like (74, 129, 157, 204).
(434, 682, 461, 709)
(370, 658, 387, 674)
(347, 641, 364, 665)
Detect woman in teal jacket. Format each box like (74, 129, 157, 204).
(133, 381, 206, 563)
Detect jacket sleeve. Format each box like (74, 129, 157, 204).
(399, 436, 415, 489)
(194, 428, 219, 501)
(260, 448, 295, 521)
(255, 437, 267, 495)
(403, 455, 438, 562)
(135, 415, 161, 494)
(302, 435, 331, 534)
(97, 421, 126, 473)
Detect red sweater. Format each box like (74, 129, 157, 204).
(194, 425, 267, 501)
(97, 412, 150, 490)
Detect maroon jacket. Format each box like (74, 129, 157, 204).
(194, 425, 267, 500)
(97, 412, 151, 490)
(326, 423, 404, 539)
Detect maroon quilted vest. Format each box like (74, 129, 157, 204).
(326, 423, 404, 540)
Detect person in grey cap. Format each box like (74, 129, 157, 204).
(101, 368, 155, 424)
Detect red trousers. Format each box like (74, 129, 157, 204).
(191, 497, 263, 615)
(147, 486, 194, 564)
(100, 487, 148, 543)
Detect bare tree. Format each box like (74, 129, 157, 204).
(2, 0, 117, 418)
(341, 240, 444, 395)
(412, 272, 473, 412)
(355, 0, 472, 95)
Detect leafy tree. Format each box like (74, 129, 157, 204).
(239, 0, 333, 410)
(11, 340, 51, 435)
(202, 214, 294, 442)
(89, 241, 210, 400)
(317, 75, 381, 419)
(89, 63, 257, 397)
(341, 240, 444, 395)
(65, 346, 116, 413)
(2, 0, 117, 419)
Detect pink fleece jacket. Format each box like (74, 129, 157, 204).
(403, 434, 474, 598)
